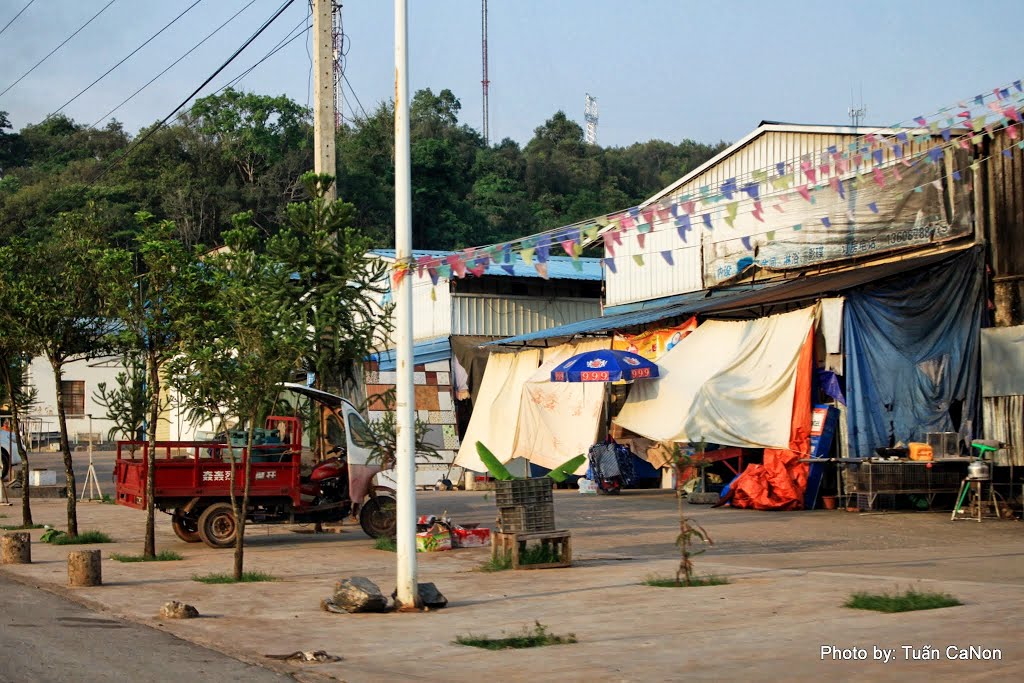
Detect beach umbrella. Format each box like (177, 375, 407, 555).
(550, 349, 659, 383)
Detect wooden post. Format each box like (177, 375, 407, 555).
(67, 549, 102, 587)
(0, 532, 31, 564)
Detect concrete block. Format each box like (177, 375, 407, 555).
(442, 424, 460, 449)
(378, 371, 397, 385)
(436, 372, 450, 386)
(414, 385, 440, 411)
(417, 410, 429, 423)
(413, 372, 426, 385)
(424, 360, 450, 372)
(365, 371, 379, 385)
(30, 469, 57, 487)
(427, 411, 456, 425)
(368, 410, 386, 423)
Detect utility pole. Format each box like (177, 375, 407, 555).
(313, 0, 337, 200)
(393, 0, 419, 610)
(481, 0, 489, 145)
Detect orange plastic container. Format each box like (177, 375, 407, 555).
(908, 442, 933, 461)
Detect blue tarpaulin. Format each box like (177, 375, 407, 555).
(844, 249, 984, 458)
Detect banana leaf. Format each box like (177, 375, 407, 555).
(547, 454, 586, 482)
(476, 441, 513, 481)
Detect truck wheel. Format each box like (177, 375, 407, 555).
(198, 503, 237, 548)
(171, 508, 202, 543)
(359, 496, 397, 539)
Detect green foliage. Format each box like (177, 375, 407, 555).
(479, 552, 512, 572)
(845, 589, 962, 613)
(373, 536, 397, 552)
(664, 443, 713, 587)
(92, 359, 147, 442)
(455, 622, 577, 650)
(191, 571, 279, 584)
(476, 442, 513, 481)
(359, 389, 440, 468)
(45, 530, 113, 545)
(643, 574, 729, 588)
(547, 454, 586, 483)
(111, 551, 183, 562)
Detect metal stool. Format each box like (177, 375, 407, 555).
(951, 441, 1004, 522)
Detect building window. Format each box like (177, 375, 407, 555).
(61, 381, 86, 417)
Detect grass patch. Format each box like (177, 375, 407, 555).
(110, 550, 183, 563)
(0, 523, 45, 530)
(479, 552, 512, 572)
(845, 589, 962, 613)
(47, 530, 114, 545)
(455, 622, 576, 650)
(373, 536, 396, 552)
(643, 574, 730, 588)
(192, 571, 279, 584)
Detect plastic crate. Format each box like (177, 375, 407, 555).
(498, 504, 556, 533)
(494, 477, 553, 507)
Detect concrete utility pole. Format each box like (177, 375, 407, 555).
(313, 0, 337, 200)
(393, 0, 419, 610)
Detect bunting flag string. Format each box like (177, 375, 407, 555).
(390, 75, 1024, 286)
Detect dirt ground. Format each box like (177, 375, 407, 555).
(1, 490, 1021, 682)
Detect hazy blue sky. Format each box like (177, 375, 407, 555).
(3, 0, 1024, 147)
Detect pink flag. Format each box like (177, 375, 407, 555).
(835, 157, 848, 174)
(1009, 126, 1020, 140)
(535, 262, 549, 279)
(829, 176, 841, 195)
(446, 254, 466, 278)
(872, 167, 886, 188)
(611, 229, 623, 245)
(682, 199, 696, 215)
(773, 203, 785, 213)
(603, 233, 616, 257)
(621, 215, 636, 230)
(641, 208, 655, 225)
(561, 239, 576, 257)
(636, 232, 646, 249)
(797, 185, 811, 202)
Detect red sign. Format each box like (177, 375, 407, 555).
(579, 371, 611, 381)
(629, 367, 652, 379)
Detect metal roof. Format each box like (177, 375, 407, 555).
(486, 246, 973, 346)
(369, 249, 603, 281)
(370, 335, 452, 372)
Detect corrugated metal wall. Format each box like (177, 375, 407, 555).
(984, 127, 1024, 326)
(410, 279, 452, 341)
(450, 294, 600, 337)
(606, 128, 935, 307)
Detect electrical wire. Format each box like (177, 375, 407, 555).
(48, 0, 205, 121)
(217, 14, 310, 94)
(90, 0, 297, 183)
(342, 71, 368, 120)
(0, 0, 35, 38)
(0, 0, 117, 99)
(92, 0, 256, 128)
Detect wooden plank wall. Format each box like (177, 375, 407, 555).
(984, 128, 1024, 326)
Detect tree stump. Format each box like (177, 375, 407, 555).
(67, 549, 102, 587)
(0, 532, 31, 564)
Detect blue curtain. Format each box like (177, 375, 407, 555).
(844, 249, 984, 458)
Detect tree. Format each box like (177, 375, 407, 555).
(167, 219, 305, 580)
(264, 173, 392, 400)
(0, 327, 37, 527)
(92, 359, 147, 444)
(0, 212, 113, 535)
(98, 213, 206, 558)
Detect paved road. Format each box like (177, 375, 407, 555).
(0, 575, 290, 683)
(13, 451, 116, 496)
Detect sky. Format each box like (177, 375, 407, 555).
(2, 0, 1024, 149)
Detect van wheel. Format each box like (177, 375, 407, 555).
(359, 496, 397, 539)
(171, 507, 202, 543)
(198, 503, 237, 548)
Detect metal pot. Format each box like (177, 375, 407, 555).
(967, 460, 991, 480)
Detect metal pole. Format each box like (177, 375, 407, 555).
(393, 0, 418, 610)
(312, 0, 337, 200)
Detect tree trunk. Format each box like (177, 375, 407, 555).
(51, 357, 78, 537)
(143, 353, 160, 559)
(0, 366, 32, 527)
(233, 420, 255, 581)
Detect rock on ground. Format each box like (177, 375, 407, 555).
(392, 582, 447, 610)
(322, 576, 389, 613)
(160, 601, 199, 619)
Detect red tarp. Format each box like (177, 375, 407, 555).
(725, 326, 814, 510)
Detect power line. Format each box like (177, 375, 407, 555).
(49, 0, 205, 121)
(92, 0, 256, 128)
(342, 71, 368, 119)
(218, 14, 310, 94)
(91, 0, 297, 183)
(0, 0, 117, 100)
(0, 0, 35, 37)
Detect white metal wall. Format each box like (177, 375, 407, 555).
(451, 294, 600, 337)
(410, 278, 453, 341)
(605, 228, 702, 307)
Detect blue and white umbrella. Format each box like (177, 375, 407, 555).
(550, 349, 660, 383)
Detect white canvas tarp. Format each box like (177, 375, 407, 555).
(614, 306, 816, 448)
(512, 337, 611, 473)
(454, 348, 542, 472)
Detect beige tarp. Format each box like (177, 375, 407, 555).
(615, 306, 816, 447)
(511, 338, 611, 473)
(454, 348, 542, 472)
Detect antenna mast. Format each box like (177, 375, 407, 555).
(584, 93, 598, 145)
(481, 0, 489, 145)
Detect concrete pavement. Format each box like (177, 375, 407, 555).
(1, 491, 1021, 682)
